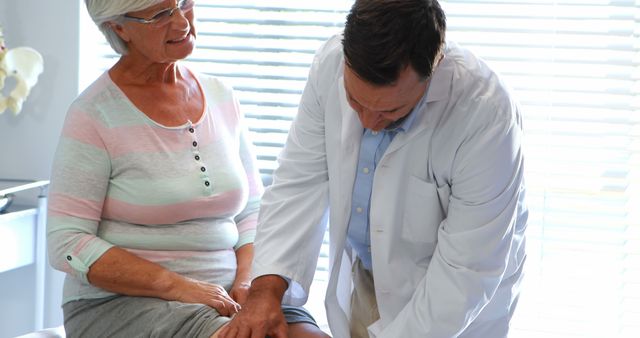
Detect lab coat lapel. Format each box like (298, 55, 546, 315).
(337, 75, 363, 226)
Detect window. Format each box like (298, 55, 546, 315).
(439, 1, 640, 336)
(79, 0, 639, 336)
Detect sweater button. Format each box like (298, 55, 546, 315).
(66, 255, 72, 261)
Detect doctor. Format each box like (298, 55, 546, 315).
(220, 0, 527, 337)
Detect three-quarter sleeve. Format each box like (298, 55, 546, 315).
(232, 96, 264, 250)
(47, 104, 114, 284)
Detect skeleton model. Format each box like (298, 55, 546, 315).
(0, 26, 44, 115)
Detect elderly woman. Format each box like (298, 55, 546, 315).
(47, 1, 329, 337)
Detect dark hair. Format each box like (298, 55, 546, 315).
(343, 0, 446, 85)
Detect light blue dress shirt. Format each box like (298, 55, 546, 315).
(347, 91, 428, 270)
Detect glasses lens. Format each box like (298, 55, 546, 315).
(149, 8, 173, 25)
(143, 1, 194, 26)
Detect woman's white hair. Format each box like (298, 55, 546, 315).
(84, 0, 165, 55)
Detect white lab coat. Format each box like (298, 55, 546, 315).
(252, 35, 528, 338)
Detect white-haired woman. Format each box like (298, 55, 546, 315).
(47, 1, 329, 337)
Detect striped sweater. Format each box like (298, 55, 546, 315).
(47, 70, 264, 304)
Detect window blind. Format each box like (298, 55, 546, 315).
(439, 1, 640, 337)
(78, 0, 640, 336)
(183, 1, 351, 177)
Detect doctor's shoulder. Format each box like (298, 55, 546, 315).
(446, 45, 518, 125)
(305, 34, 346, 103)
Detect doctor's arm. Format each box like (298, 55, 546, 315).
(219, 41, 333, 338)
(379, 108, 526, 337)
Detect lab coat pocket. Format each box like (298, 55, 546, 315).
(401, 176, 446, 244)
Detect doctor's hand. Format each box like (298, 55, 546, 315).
(218, 275, 289, 338)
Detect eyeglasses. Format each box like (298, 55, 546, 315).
(122, 0, 195, 26)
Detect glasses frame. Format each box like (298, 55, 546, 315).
(122, 0, 194, 25)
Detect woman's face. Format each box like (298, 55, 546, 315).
(114, 0, 197, 64)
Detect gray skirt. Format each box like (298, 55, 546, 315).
(63, 295, 318, 338)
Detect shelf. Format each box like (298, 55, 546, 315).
(0, 207, 38, 273)
(0, 178, 50, 330)
(0, 179, 49, 273)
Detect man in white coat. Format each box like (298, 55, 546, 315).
(220, 0, 527, 337)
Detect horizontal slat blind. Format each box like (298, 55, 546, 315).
(441, 1, 640, 337)
(184, 1, 350, 176)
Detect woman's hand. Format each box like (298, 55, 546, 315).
(230, 280, 251, 305)
(171, 277, 240, 317)
(86, 247, 240, 316)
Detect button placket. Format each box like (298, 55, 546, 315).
(187, 123, 212, 190)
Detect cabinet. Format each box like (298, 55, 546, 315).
(0, 179, 50, 331)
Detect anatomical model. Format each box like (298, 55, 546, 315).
(0, 26, 44, 115)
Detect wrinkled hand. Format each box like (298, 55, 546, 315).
(230, 281, 251, 306)
(171, 277, 240, 317)
(218, 276, 288, 338)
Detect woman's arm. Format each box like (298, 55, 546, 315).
(87, 246, 240, 316)
(229, 243, 254, 305)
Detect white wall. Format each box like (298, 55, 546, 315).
(0, 0, 80, 336)
(0, 1, 79, 180)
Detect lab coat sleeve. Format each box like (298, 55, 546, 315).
(378, 101, 525, 337)
(251, 39, 335, 306)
